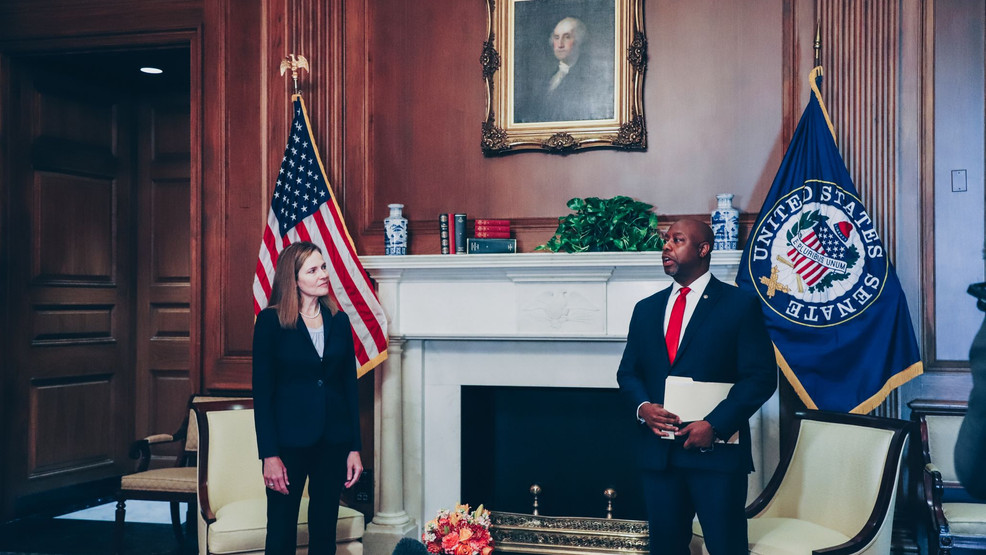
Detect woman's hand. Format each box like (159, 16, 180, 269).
(263, 456, 290, 495)
(345, 451, 363, 489)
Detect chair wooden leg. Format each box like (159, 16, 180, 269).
(185, 502, 194, 547)
(115, 495, 126, 555)
(170, 501, 183, 542)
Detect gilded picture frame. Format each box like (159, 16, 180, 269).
(481, 0, 647, 154)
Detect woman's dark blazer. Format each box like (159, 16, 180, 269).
(252, 305, 361, 459)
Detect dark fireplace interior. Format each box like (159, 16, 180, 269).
(461, 386, 646, 520)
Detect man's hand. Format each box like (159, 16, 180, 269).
(639, 402, 681, 436)
(677, 420, 715, 450)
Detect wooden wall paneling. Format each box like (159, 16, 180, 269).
(905, 0, 986, 380)
(201, 0, 343, 391)
(346, 0, 786, 256)
(135, 93, 192, 462)
(343, 0, 370, 256)
(188, 30, 204, 401)
(202, 0, 268, 390)
(3, 66, 136, 515)
(0, 0, 203, 516)
(817, 0, 899, 256)
(0, 0, 202, 43)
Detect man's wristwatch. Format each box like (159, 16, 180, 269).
(711, 425, 721, 441)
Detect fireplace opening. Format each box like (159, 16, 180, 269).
(460, 386, 645, 520)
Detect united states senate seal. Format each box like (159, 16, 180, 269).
(746, 179, 888, 327)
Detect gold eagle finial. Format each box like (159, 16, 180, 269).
(280, 54, 310, 93)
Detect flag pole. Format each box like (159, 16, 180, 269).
(813, 23, 821, 67)
(808, 23, 837, 143)
(279, 53, 310, 95)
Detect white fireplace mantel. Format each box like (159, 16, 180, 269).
(358, 252, 779, 555)
(364, 251, 741, 339)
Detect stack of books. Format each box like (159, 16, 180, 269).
(468, 219, 516, 254)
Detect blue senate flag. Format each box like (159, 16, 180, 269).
(736, 68, 923, 414)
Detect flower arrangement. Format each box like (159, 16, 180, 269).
(422, 504, 494, 555)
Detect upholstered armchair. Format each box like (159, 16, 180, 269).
(115, 395, 199, 554)
(116, 394, 250, 554)
(690, 410, 910, 554)
(910, 399, 986, 554)
(195, 398, 365, 555)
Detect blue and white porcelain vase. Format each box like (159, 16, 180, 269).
(384, 203, 408, 255)
(711, 194, 739, 251)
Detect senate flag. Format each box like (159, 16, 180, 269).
(253, 95, 388, 377)
(736, 68, 922, 413)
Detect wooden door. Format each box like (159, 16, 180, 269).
(133, 93, 192, 465)
(2, 63, 135, 517)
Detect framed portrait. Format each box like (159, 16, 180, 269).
(481, 0, 647, 154)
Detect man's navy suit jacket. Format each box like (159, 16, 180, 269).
(252, 306, 361, 460)
(616, 276, 776, 474)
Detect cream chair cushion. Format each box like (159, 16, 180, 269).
(925, 414, 963, 482)
(121, 466, 196, 493)
(943, 503, 986, 536)
(692, 517, 851, 555)
(208, 499, 364, 555)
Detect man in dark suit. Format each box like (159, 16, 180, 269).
(957, 283, 986, 498)
(617, 219, 776, 554)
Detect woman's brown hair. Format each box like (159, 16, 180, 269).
(268, 241, 338, 328)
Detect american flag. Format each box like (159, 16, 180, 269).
(253, 95, 388, 377)
(787, 221, 850, 287)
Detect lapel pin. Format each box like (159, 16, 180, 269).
(703, 295, 708, 299)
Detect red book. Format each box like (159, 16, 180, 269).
(474, 219, 510, 227)
(473, 230, 511, 239)
(447, 213, 456, 254)
(474, 224, 511, 232)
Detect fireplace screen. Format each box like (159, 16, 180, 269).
(460, 386, 645, 520)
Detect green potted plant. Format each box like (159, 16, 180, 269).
(537, 196, 664, 253)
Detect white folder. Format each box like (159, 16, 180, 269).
(661, 376, 739, 444)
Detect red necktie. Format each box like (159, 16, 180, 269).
(666, 287, 691, 365)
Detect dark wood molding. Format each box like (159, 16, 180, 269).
(0, 1, 202, 45)
(917, 0, 969, 373)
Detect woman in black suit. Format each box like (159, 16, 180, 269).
(253, 241, 363, 555)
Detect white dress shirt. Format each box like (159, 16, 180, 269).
(637, 270, 713, 420)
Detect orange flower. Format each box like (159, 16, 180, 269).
(442, 533, 459, 552)
(459, 528, 474, 542)
(449, 513, 461, 527)
(482, 546, 494, 555)
(456, 544, 472, 555)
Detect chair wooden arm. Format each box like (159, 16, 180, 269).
(128, 434, 181, 472)
(922, 462, 950, 537)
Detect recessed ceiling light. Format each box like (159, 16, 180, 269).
(140, 67, 163, 75)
